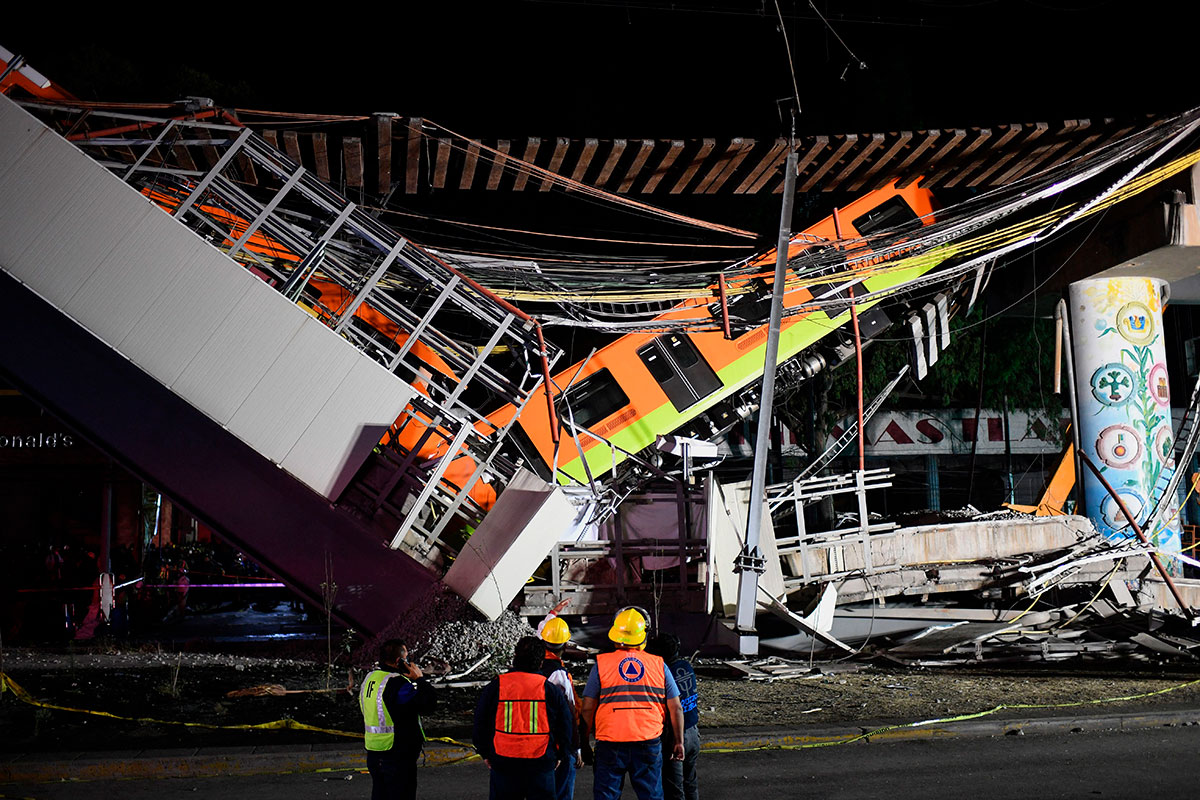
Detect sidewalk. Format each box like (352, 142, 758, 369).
(5, 706, 1200, 785)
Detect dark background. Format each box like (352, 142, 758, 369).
(6, 1, 1194, 138)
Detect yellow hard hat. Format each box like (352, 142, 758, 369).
(541, 616, 571, 645)
(608, 607, 648, 647)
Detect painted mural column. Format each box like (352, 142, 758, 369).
(1068, 277, 1181, 569)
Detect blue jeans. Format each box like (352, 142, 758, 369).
(661, 726, 699, 800)
(593, 739, 663, 800)
(555, 752, 577, 800)
(490, 762, 556, 800)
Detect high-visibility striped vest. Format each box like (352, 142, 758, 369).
(493, 671, 551, 759)
(360, 669, 408, 751)
(594, 649, 667, 742)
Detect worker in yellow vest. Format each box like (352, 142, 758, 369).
(474, 636, 575, 799)
(581, 607, 685, 800)
(360, 639, 436, 800)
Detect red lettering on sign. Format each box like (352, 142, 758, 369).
(915, 418, 945, 444)
(875, 420, 913, 446)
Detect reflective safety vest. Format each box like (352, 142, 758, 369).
(594, 649, 667, 742)
(360, 669, 407, 751)
(493, 671, 551, 759)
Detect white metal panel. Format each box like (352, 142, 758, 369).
(4, 171, 157, 310)
(117, 252, 258, 387)
(227, 317, 358, 463)
(0, 96, 53, 182)
(63, 210, 210, 345)
(444, 469, 576, 620)
(171, 279, 306, 425)
(281, 357, 416, 499)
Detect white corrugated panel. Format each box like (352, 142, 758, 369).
(118, 252, 257, 387)
(64, 210, 213, 345)
(171, 279, 306, 425)
(0, 97, 53, 182)
(5, 171, 156, 310)
(444, 469, 576, 620)
(281, 357, 415, 498)
(227, 317, 359, 463)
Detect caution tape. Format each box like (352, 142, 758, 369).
(5, 671, 1200, 760)
(0, 671, 360, 739)
(701, 676, 1200, 753)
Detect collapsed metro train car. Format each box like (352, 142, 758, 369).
(486, 181, 940, 485)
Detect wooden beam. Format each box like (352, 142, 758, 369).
(906, 128, 965, 190)
(827, 132, 885, 191)
(617, 139, 655, 194)
(774, 136, 827, 193)
(172, 143, 196, 173)
(460, 141, 480, 189)
(852, 130, 912, 191)
(931, 127, 994, 188)
(484, 140, 508, 190)
(282, 131, 302, 165)
(670, 138, 715, 194)
(312, 132, 330, 183)
(344, 136, 363, 189)
(262, 130, 279, 148)
(376, 113, 393, 195)
(968, 123, 1048, 188)
(703, 138, 755, 194)
(694, 139, 743, 193)
(595, 139, 627, 188)
(642, 140, 684, 193)
(405, 116, 422, 194)
(486, 139, 511, 189)
(736, 139, 788, 194)
(433, 138, 451, 189)
(570, 138, 599, 184)
(995, 122, 1066, 184)
(235, 152, 258, 186)
(539, 137, 570, 191)
(512, 137, 542, 191)
(890, 130, 940, 189)
(799, 133, 857, 192)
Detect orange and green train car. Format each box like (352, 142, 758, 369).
(487, 181, 941, 485)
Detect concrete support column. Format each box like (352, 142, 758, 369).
(1068, 277, 1182, 563)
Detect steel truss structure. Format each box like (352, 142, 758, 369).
(18, 99, 565, 567)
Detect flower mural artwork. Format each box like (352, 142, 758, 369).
(1069, 277, 1182, 568)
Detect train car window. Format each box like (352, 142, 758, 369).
(638, 334, 722, 413)
(851, 196, 919, 236)
(559, 368, 630, 430)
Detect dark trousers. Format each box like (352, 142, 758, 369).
(367, 749, 418, 800)
(555, 753, 577, 800)
(662, 725, 699, 800)
(490, 761, 556, 800)
(593, 739, 663, 800)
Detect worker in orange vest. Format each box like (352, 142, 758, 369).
(539, 615, 586, 799)
(581, 607, 685, 800)
(474, 636, 576, 799)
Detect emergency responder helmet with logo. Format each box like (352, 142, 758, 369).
(608, 606, 650, 647)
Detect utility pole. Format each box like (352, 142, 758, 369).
(734, 131, 798, 655)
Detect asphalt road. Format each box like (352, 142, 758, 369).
(4, 725, 1198, 800)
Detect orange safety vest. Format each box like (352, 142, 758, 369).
(494, 671, 551, 759)
(593, 649, 668, 742)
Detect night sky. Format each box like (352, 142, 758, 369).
(6, 1, 1195, 139)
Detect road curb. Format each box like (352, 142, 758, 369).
(4, 709, 1199, 784)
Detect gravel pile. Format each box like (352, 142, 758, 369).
(415, 610, 539, 679)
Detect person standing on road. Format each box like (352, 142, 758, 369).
(581, 607, 685, 800)
(474, 636, 576, 800)
(539, 615, 586, 799)
(360, 639, 436, 800)
(647, 633, 699, 800)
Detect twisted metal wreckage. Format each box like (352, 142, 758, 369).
(4, 49, 1200, 662)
